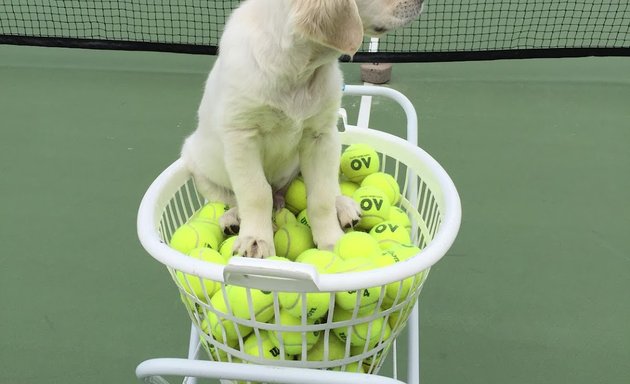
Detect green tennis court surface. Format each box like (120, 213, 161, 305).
(1, 45, 628, 383)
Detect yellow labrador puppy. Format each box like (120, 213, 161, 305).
(182, 0, 424, 258)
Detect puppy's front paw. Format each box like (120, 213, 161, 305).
(336, 195, 362, 230)
(219, 207, 240, 235)
(234, 236, 275, 258)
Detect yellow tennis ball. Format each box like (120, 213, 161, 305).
(331, 258, 382, 314)
(360, 172, 400, 205)
(243, 331, 289, 360)
(266, 255, 293, 262)
(332, 308, 392, 348)
(334, 361, 366, 373)
(333, 231, 381, 260)
(339, 180, 360, 197)
(350, 342, 387, 370)
(306, 334, 348, 361)
(278, 250, 338, 319)
(388, 206, 412, 233)
(218, 236, 237, 260)
(374, 246, 425, 309)
(284, 177, 307, 214)
(296, 249, 341, 269)
(340, 144, 380, 183)
(296, 209, 310, 228)
(388, 310, 404, 330)
(207, 286, 275, 343)
(268, 309, 321, 355)
(387, 243, 422, 260)
(206, 291, 241, 343)
(189, 217, 224, 241)
(352, 186, 391, 230)
(170, 220, 223, 253)
(273, 223, 315, 261)
(199, 318, 237, 361)
(176, 247, 226, 301)
(369, 221, 412, 250)
(272, 208, 297, 228)
(195, 201, 230, 221)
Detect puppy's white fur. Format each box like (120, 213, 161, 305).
(182, 0, 423, 258)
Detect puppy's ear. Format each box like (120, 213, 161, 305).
(291, 0, 364, 55)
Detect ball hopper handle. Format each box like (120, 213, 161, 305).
(223, 257, 322, 292)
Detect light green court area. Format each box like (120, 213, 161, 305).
(1, 45, 628, 383)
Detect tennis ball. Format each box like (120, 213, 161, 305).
(266, 255, 293, 262)
(219, 236, 238, 260)
(279, 250, 338, 319)
(206, 286, 274, 343)
(339, 180, 360, 197)
(333, 231, 381, 260)
(306, 334, 347, 361)
(273, 223, 315, 261)
(374, 247, 425, 309)
(332, 309, 392, 348)
(350, 343, 386, 371)
(189, 217, 225, 241)
(243, 331, 288, 360)
(331, 258, 382, 314)
(296, 209, 310, 228)
(170, 220, 223, 253)
(206, 291, 241, 343)
(352, 186, 391, 230)
(272, 208, 297, 228)
(268, 309, 321, 355)
(285, 177, 307, 214)
(340, 144, 380, 183)
(296, 249, 341, 270)
(195, 201, 230, 221)
(176, 247, 226, 301)
(361, 172, 400, 205)
(334, 361, 366, 373)
(389, 206, 412, 233)
(199, 318, 237, 361)
(388, 310, 404, 330)
(387, 243, 422, 260)
(369, 221, 412, 250)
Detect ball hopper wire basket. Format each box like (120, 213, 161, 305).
(136, 85, 461, 384)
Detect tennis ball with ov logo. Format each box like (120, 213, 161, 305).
(340, 144, 380, 183)
(369, 221, 411, 250)
(352, 186, 391, 230)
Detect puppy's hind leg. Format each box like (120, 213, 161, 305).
(190, 170, 237, 206)
(189, 170, 241, 235)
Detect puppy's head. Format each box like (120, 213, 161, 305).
(356, 0, 425, 36)
(291, 0, 424, 55)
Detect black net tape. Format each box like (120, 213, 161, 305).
(1, 0, 628, 62)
